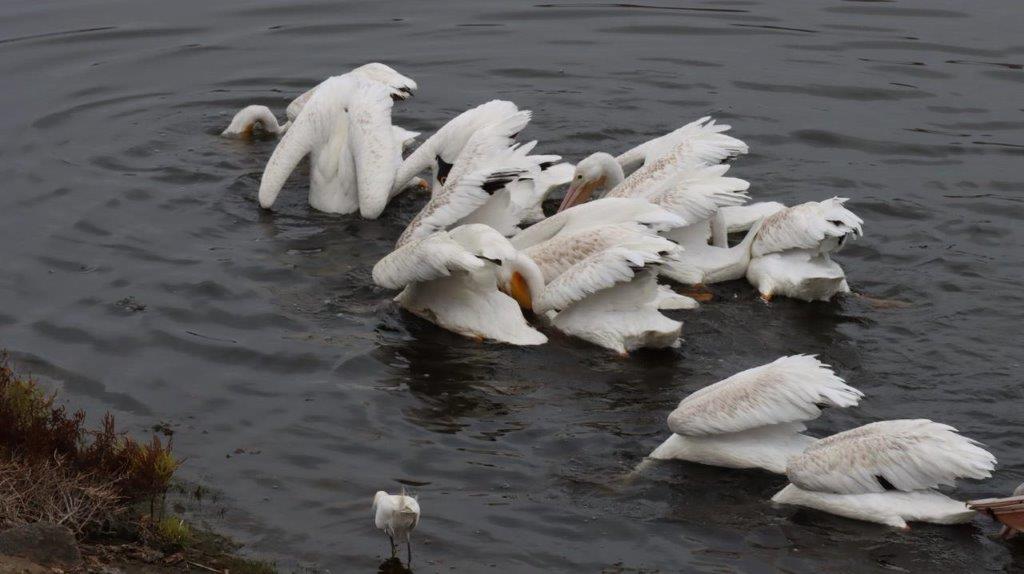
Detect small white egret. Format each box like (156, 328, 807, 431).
(372, 490, 421, 563)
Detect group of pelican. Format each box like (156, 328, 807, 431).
(224, 62, 864, 355)
(647, 354, 1012, 530)
(222, 63, 1019, 551)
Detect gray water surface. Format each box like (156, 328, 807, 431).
(1, 0, 1023, 572)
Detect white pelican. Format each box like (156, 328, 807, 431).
(221, 62, 417, 139)
(397, 109, 563, 244)
(393, 100, 517, 192)
(511, 197, 687, 251)
(512, 199, 696, 308)
(557, 116, 748, 211)
(772, 419, 996, 528)
(648, 355, 862, 472)
(525, 223, 686, 354)
(746, 197, 863, 302)
(719, 201, 786, 234)
(547, 158, 755, 286)
(257, 76, 401, 217)
(372, 490, 420, 562)
(221, 104, 289, 138)
(372, 224, 546, 345)
(388, 99, 573, 201)
(969, 482, 1024, 539)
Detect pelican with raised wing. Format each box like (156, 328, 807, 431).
(648, 355, 862, 472)
(372, 224, 546, 346)
(256, 76, 403, 217)
(772, 419, 996, 528)
(544, 161, 756, 286)
(392, 99, 570, 199)
(557, 116, 748, 212)
(746, 197, 864, 302)
(397, 108, 565, 244)
(221, 62, 417, 139)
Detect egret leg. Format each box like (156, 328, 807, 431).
(388, 534, 397, 557)
(406, 539, 412, 565)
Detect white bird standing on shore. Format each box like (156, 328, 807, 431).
(772, 419, 996, 528)
(746, 197, 863, 302)
(373, 490, 420, 563)
(648, 355, 862, 472)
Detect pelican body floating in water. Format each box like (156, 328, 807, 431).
(373, 224, 547, 346)
(649, 355, 862, 472)
(746, 197, 864, 302)
(373, 490, 420, 563)
(524, 222, 687, 354)
(772, 419, 996, 528)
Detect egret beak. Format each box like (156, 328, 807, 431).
(557, 176, 604, 212)
(508, 271, 533, 311)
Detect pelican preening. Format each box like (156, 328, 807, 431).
(217, 63, 1010, 544)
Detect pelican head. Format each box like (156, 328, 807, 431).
(351, 63, 417, 101)
(818, 197, 864, 253)
(497, 253, 545, 313)
(558, 152, 621, 212)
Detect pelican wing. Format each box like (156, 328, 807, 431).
(396, 167, 526, 246)
(392, 100, 521, 192)
(347, 80, 398, 219)
(397, 115, 534, 245)
(446, 223, 520, 263)
(787, 419, 996, 495)
(720, 201, 787, 233)
(535, 230, 678, 312)
(511, 198, 685, 250)
(287, 85, 319, 122)
(442, 110, 531, 188)
(667, 355, 862, 437)
(614, 117, 748, 178)
(644, 164, 750, 226)
(752, 197, 864, 257)
(524, 222, 668, 282)
(372, 231, 485, 290)
(258, 77, 354, 209)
